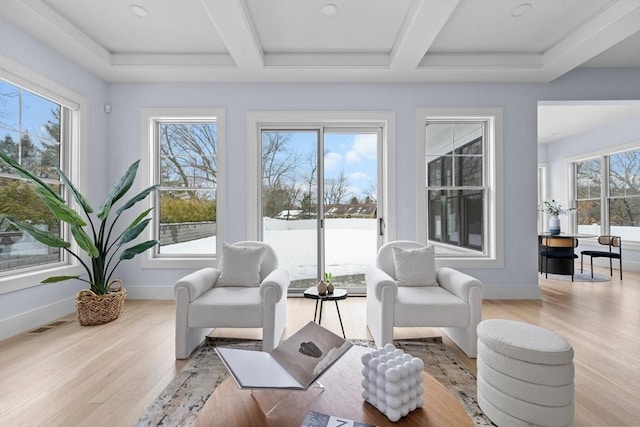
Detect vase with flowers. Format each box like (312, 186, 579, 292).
(542, 199, 575, 235)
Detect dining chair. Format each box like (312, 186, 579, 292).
(540, 237, 579, 281)
(580, 236, 622, 280)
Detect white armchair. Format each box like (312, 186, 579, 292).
(174, 241, 290, 359)
(366, 240, 483, 358)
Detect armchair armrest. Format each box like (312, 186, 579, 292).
(174, 267, 220, 302)
(436, 267, 483, 303)
(366, 267, 398, 301)
(260, 267, 290, 302)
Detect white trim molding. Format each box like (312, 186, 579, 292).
(139, 107, 226, 270)
(0, 55, 89, 293)
(416, 107, 504, 269)
(245, 110, 397, 243)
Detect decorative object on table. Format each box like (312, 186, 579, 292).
(135, 337, 493, 427)
(541, 199, 575, 235)
(0, 153, 158, 325)
(215, 321, 351, 389)
(317, 279, 328, 296)
(324, 272, 334, 294)
(361, 343, 425, 422)
(301, 410, 375, 427)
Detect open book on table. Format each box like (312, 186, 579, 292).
(216, 321, 353, 390)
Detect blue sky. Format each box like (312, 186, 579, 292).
(324, 132, 377, 201)
(276, 130, 377, 202)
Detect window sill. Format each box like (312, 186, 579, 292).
(0, 264, 84, 295)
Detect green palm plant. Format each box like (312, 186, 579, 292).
(0, 152, 158, 295)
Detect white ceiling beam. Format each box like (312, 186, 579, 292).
(111, 53, 235, 67)
(390, 0, 459, 70)
(199, 0, 263, 70)
(542, 1, 640, 81)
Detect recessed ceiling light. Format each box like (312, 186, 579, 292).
(128, 4, 150, 18)
(321, 3, 338, 18)
(511, 3, 532, 17)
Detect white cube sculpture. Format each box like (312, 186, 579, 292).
(361, 343, 425, 422)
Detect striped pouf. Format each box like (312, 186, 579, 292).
(476, 319, 574, 427)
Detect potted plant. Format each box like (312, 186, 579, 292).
(0, 152, 158, 325)
(542, 199, 575, 235)
(324, 271, 334, 294)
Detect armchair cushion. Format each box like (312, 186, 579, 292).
(392, 245, 436, 286)
(217, 242, 267, 287)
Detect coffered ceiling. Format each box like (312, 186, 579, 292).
(1, 0, 639, 83)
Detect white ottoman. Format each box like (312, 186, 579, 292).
(477, 319, 574, 427)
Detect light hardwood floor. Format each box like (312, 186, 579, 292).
(0, 265, 638, 426)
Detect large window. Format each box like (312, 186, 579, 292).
(140, 109, 225, 269)
(427, 127, 484, 251)
(575, 148, 640, 241)
(417, 108, 503, 267)
(0, 57, 87, 292)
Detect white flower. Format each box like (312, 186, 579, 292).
(541, 199, 575, 216)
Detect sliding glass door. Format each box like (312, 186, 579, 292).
(261, 127, 381, 293)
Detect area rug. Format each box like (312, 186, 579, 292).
(135, 337, 494, 427)
(547, 271, 612, 282)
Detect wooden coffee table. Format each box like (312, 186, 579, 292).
(196, 345, 473, 427)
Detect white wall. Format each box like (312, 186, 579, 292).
(544, 115, 640, 273)
(1, 18, 639, 338)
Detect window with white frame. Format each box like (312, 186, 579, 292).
(140, 108, 224, 268)
(416, 108, 503, 267)
(574, 148, 639, 241)
(0, 58, 87, 291)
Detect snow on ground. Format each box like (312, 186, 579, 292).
(162, 219, 378, 282)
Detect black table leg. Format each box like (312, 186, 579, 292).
(318, 299, 324, 325)
(313, 300, 319, 322)
(335, 300, 345, 339)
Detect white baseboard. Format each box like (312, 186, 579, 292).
(0, 297, 75, 341)
(125, 284, 543, 300)
(483, 286, 542, 300)
(0, 283, 545, 342)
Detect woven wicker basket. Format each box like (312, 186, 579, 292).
(76, 279, 126, 326)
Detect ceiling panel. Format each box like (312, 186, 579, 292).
(1, 0, 638, 82)
(42, 0, 228, 53)
(246, 0, 413, 53)
(428, 0, 614, 54)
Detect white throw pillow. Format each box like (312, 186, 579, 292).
(392, 246, 437, 287)
(217, 243, 267, 287)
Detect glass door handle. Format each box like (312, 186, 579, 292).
(379, 217, 385, 236)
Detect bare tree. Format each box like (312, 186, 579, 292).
(261, 132, 306, 217)
(608, 150, 640, 226)
(300, 151, 318, 215)
(363, 182, 378, 203)
(160, 123, 217, 199)
(324, 168, 350, 206)
(262, 132, 300, 188)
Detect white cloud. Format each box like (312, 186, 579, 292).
(324, 151, 342, 171)
(348, 171, 369, 181)
(345, 134, 377, 164)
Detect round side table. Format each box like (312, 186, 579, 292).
(303, 287, 348, 338)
